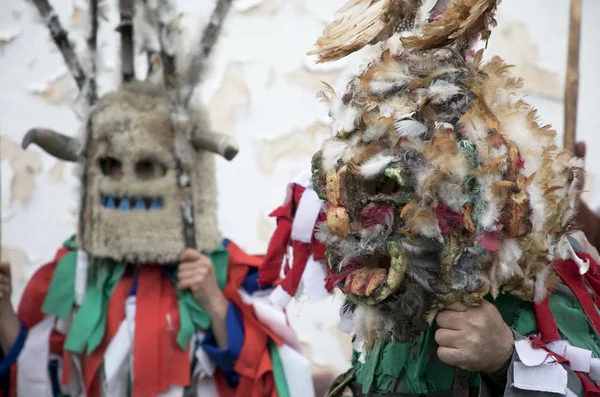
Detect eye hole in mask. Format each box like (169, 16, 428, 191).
(98, 157, 123, 180)
(135, 158, 167, 181)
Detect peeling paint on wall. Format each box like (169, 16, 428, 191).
(486, 22, 561, 100)
(207, 63, 250, 137)
(28, 72, 77, 105)
(0, 247, 29, 283)
(49, 161, 65, 181)
(0, 138, 42, 204)
(253, 121, 327, 174)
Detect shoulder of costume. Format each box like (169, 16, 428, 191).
(17, 235, 75, 329)
(223, 239, 263, 269)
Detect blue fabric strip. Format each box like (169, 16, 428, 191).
(48, 359, 62, 397)
(201, 302, 244, 387)
(0, 322, 28, 376)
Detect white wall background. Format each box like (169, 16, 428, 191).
(1, 0, 599, 378)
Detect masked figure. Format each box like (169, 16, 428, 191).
(0, 1, 313, 396)
(263, 1, 600, 396)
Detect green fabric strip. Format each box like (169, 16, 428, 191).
(353, 292, 537, 394)
(65, 261, 125, 354)
(174, 245, 229, 350)
(269, 341, 291, 397)
(42, 251, 78, 319)
(44, 235, 231, 355)
(550, 292, 600, 356)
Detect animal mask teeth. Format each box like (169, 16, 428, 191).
(101, 194, 163, 211)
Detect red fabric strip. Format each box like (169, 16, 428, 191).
(83, 274, 133, 395)
(533, 296, 560, 342)
(259, 219, 292, 286)
(259, 184, 305, 287)
(554, 255, 600, 335)
(280, 241, 311, 296)
(163, 274, 190, 389)
(528, 335, 570, 365)
(133, 266, 163, 396)
(576, 372, 600, 397)
(18, 248, 69, 329)
(9, 364, 17, 397)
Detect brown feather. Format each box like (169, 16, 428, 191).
(309, 0, 422, 63)
(401, 0, 499, 51)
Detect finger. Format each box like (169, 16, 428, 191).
(436, 311, 464, 330)
(179, 249, 207, 263)
(445, 302, 469, 312)
(0, 263, 11, 277)
(437, 346, 464, 367)
(177, 275, 206, 291)
(575, 141, 586, 159)
(434, 329, 462, 348)
(178, 260, 211, 273)
(177, 269, 208, 283)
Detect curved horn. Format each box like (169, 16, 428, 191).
(192, 130, 239, 161)
(22, 128, 82, 162)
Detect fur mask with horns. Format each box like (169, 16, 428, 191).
(22, 0, 236, 265)
(309, 0, 584, 344)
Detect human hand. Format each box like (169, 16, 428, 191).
(176, 249, 227, 317)
(0, 262, 14, 315)
(435, 301, 514, 373)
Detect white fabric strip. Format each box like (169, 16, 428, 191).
(291, 187, 323, 243)
(269, 285, 293, 309)
(158, 386, 184, 397)
(240, 288, 303, 352)
(590, 358, 600, 382)
(277, 344, 315, 397)
(103, 296, 136, 396)
(514, 339, 556, 366)
(565, 345, 592, 373)
(193, 331, 219, 397)
(292, 171, 312, 188)
(17, 315, 56, 397)
(238, 288, 315, 396)
(301, 256, 329, 302)
(513, 362, 568, 394)
(75, 250, 89, 306)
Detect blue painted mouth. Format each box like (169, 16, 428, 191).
(101, 194, 164, 210)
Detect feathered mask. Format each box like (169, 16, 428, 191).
(309, 0, 584, 343)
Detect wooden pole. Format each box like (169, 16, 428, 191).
(184, 0, 234, 105)
(31, 0, 87, 91)
(87, 0, 99, 104)
(118, 0, 135, 82)
(156, 0, 198, 249)
(564, 0, 582, 151)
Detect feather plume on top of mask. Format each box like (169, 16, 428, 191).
(308, 0, 423, 63)
(309, 0, 584, 344)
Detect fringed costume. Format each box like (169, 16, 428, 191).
(263, 0, 600, 396)
(0, 0, 313, 396)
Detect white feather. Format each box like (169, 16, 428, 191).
(322, 139, 348, 172)
(395, 119, 427, 138)
(360, 153, 397, 179)
(330, 95, 360, 136)
(427, 80, 462, 104)
(497, 239, 523, 279)
(527, 183, 546, 233)
(533, 265, 551, 303)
